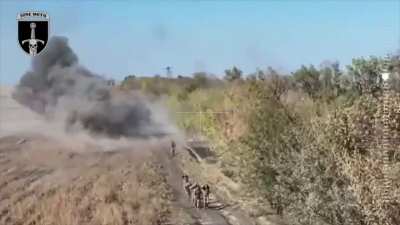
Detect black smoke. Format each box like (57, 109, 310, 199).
(13, 36, 167, 138)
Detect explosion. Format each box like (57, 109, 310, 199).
(13, 36, 170, 138)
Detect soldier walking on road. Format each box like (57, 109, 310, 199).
(202, 184, 210, 208)
(170, 140, 176, 157)
(192, 183, 202, 208)
(182, 175, 192, 201)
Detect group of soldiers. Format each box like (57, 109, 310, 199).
(170, 140, 211, 209)
(182, 174, 211, 209)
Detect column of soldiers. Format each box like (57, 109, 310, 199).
(170, 140, 211, 209)
(182, 174, 210, 209)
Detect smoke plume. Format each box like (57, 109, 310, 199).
(13, 36, 171, 139)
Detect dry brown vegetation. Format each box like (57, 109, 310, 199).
(142, 56, 400, 225)
(329, 92, 400, 225)
(13, 164, 171, 225)
(0, 135, 172, 225)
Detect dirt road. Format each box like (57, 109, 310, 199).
(157, 149, 234, 225)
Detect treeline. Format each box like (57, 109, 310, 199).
(121, 55, 400, 102)
(119, 55, 400, 225)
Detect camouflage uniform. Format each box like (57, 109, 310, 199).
(182, 175, 191, 200)
(202, 184, 210, 208)
(170, 140, 176, 157)
(192, 184, 202, 208)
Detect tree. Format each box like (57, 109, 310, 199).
(193, 72, 208, 88)
(328, 92, 400, 225)
(346, 57, 383, 96)
(387, 54, 400, 91)
(224, 66, 243, 82)
(319, 61, 343, 100)
(120, 75, 136, 89)
(122, 75, 135, 81)
(264, 67, 289, 101)
(292, 65, 321, 99)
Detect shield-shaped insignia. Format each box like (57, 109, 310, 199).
(17, 11, 49, 56)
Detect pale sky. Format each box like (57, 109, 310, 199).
(0, 0, 399, 85)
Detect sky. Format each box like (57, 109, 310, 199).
(0, 0, 399, 85)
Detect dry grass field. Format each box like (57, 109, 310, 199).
(0, 135, 173, 225)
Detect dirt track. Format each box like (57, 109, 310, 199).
(157, 150, 234, 225)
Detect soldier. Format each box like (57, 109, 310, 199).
(170, 140, 176, 157)
(182, 175, 192, 200)
(202, 184, 210, 208)
(190, 182, 197, 205)
(192, 183, 202, 208)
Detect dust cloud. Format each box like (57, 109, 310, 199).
(11, 36, 180, 143)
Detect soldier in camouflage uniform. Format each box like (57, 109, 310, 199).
(192, 183, 202, 208)
(182, 175, 192, 201)
(202, 184, 210, 208)
(170, 140, 176, 157)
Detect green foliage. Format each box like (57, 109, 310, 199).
(346, 56, 384, 96)
(193, 72, 208, 87)
(328, 93, 400, 225)
(118, 53, 400, 225)
(238, 80, 365, 224)
(240, 80, 294, 188)
(293, 65, 321, 99)
(120, 73, 224, 99)
(224, 66, 243, 82)
(238, 76, 400, 225)
(319, 61, 343, 100)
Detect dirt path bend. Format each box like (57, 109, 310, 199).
(157, 150, 231, 225)
(156, 147, 257, 225)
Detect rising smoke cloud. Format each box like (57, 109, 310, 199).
(13, 36, 171, 139)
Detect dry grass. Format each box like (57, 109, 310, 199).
(10, 162, 171, 225)
(0, 134, 173, 225)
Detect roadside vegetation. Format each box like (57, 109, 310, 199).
(120, 55, 400, 225)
